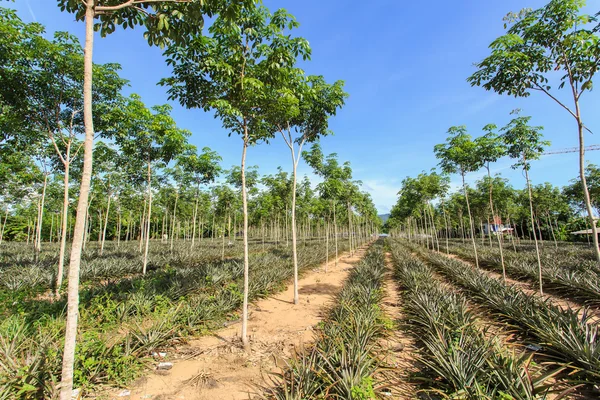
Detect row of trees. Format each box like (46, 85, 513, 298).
(0, 1, 379, 398)
(387, 0, 600, 297)
(2, 140, 379, 263)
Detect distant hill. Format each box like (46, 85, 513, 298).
(379, 214, 390, 224)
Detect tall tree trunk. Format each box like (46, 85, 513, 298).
(461, 172, 479, 268)
(60, 4, 94, 398)
(139, 200, 146, 253)
(240, 131, 250, 351)
(170, 190, 179, 251)
(287, 138, 303, 305)
(486, 167, 506, 281)
(50, 213, 54, 243)
(347, 202, 353, 256)
(143, 161, 152, 274)
(325, 215, 330, 273)
(35, 173, 48, 257)
(285, 204, 289, 248)
(117, 210, 121, 247)
(547, 213, 558, 249)
(222, 214, 226, 260)
(212, 211, 216, 242)
(0, 208, 8, 245)
(100, 193, 111, 256)
(191, 184, 200, 248)
(441, 199, 450, 254)
(333, 201, 338, 267)
(575, 108, 600, 265)
(524, 163, 543, 295)
(56, 161, 70, 296)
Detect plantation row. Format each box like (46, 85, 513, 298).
(268, 242, 387, 399)
(0, 239, 353, 398)
(399, 240, 600, 385)
(0, 238, 326, 301)
(432, 240, 600, 305)
(389, 242, 565, 398)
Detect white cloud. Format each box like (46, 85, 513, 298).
(362, 179, 401, 214)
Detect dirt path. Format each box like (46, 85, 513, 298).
(105, 246, 370, 400)
(377, 253, 419, 399)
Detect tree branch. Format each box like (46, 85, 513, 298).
(532, 82, 577, 120)
(96, 0, 191, 12)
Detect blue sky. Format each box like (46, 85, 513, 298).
(12, 0, 600, 213)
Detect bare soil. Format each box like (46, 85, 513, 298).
(98, 246, 371, 400)
(377, 253, 420, 399)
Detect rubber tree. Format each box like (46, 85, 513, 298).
(113, 94, 190, 274)
(261, 168, 292, 246)
(55, 1, 230, 395)
(474, 126, 508, 280)
(161, 3, 309, 350)
(501, 112, 550, 295)
(178, 146, 222, 248)
(341, 179, 362, 256)
(164, 161, 190, 251)
(474, 175, 517, 250)
(530, 182, 570, 246)
(264, 73, 347, 304)
(468, 0, 600, 266)
(302, 144, 353, 269)
(419, 171, 450, 252)
(434, 126, 484, 268)
(92, 142, 123, 256)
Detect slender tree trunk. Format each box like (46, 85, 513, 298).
(0, 208, 8, 245)
(100, 193, 111, 255)
(50, 213, 54, 244)
(56, 161, 70, 296)
(535, 216, 544, 247)
(240, 132, 250, 351)
(200, 215, 204, 242)
(60, 4, 94, 398)
(347, 202, 353, 256)
(428, 203, 439, 252)
(507, 213, 517, 252)
(487, 167, 506, 281)
(547, 213, 558, 249)
(35, 173, 48, 257)
(117, 210, 121, 247)
(170, 190, 179, 251)
(333, 201, 338, 267)
(222, 214, 226, 260)
(288, 139, 303, 305)
(524, 163, 543, 295)
(97, 210, 102, 244)
(139, 200, 146, 252)
(441, 199, 450, 254)
(143, 161, 152, 274)
(325, 215, 330, 273)
(574, 107, 600, 264)
(461, 172, 479, 268)
(191, 185, 200, 248)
